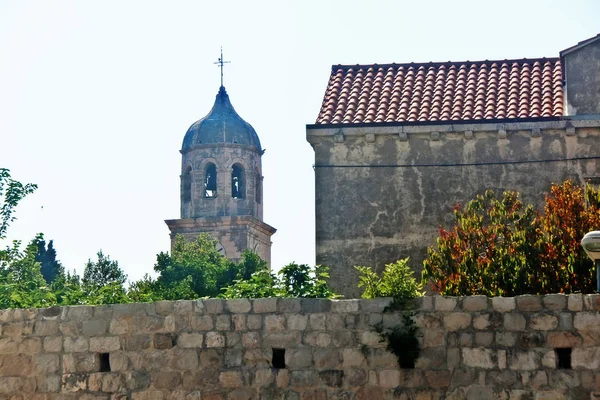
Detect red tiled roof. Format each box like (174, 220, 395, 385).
(315, 58, 563, 125)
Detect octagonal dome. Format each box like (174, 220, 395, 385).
(182, 86, 262, 152)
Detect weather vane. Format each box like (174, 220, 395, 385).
(214, 47, 230, 87)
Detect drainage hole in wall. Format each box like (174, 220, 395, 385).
(272, 348, 286, 369)
(99, 353, 111, 372)
(555, 348, 572, 369)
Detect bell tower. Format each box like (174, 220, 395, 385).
(165, 57, 276, 265)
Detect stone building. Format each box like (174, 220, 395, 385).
(307, 34, 600, 297)
(166, 85, 276, 265)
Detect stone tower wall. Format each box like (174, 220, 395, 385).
(180, 143, 263, 220)
(3, 294, 600, 399)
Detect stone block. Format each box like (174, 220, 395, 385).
(242, 332, 261, 348)
(154, 333, 175, 350)
(203, 299, 224, 314)
(475, 331, 494, 347)
(254, 368, 274, 387)
(173, 300, 193, 314)
(278, 298, 301, 313)
(492, 297, 516, 312)
(247, 315, 262, 330)
(444, 312, 472, 331)
(529, 313, 558, 331)
(326, 314, 345, 331)
(200, 349, 223, 368)
(496, 332, 517, 347)
(508, 350, 540, 371)
(191, 315, 214, 331)
(462, 348, 496, 369)
(205, 332, 225, 348)
(314, 348, 340, 369)
(63, 336, 89, 353)
(264, 332, 301, 348)
(0, 353, 32, 376)
(447, 348, 460, 369)
(253, 298, 277, 313)
(572, 347, 600, 369)
(559, 313, 573, 330)
(575, 312, 600, 330)
(152, 370, 182, 389)
(227, 331, 241, 348)
(360, 331, 384, 348)
(310, 314, 327, 330)
(264, 315, 286, 332)
(378, 370, 400, 388)
(285, 348, 313, 369)
(177, 333, 203, 348)
(359, 298, 391, 313)
(541, 351, 556, 368)
(424, 370, 451, 388)
(332, 331, 354, 347)
(319, 369, 344, 387)
(422, 329, 445, 348)
(63, 353, 98, 373)
(226, 299, 252, 313)
(287, 314, 308, 330)
(123, 335, 152, 351)
(568, 294, 583, 311)
(89, 336, 120, 352)
(516, 295, 543, 312)
(331, 300, 359, 313)
(154, 300, 173, 315)
(584, 294, 600, 310)
(435, 296, 457, 311)
(33, 320, 58, 336)
(109, 318, 129, 335)
(498, 350, 507, 369)
(290, 370, 318, 386)
(216, 314, 231, 331)
(224, 349, 243, 368)
(543, 294, 566, 311)
(130, 315, 165, 333)
(504, 313, 526, 331)
(62, 373, 87, 392)
(546, 331, 581, 348)
(582, 331, 600, 346)
(43, 336, 62, 352)
(342, 348, 366, 368)
(462, 296, 489, 311)
(415, 313, 442, 329)
(231, 314, 246, 331)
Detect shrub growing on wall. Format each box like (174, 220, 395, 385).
(355, 258, 423, 299)
(423, 180, 600, 296)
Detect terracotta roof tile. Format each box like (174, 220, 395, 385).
(315, 58, 563, 125)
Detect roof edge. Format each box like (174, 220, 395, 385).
(307, 116, 563, 130)
(560, 33, 600, 57)
(330, 57, 561, 72)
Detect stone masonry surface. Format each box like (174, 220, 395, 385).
(4, 295, 600, 399)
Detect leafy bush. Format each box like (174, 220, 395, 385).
(356, 258, 423, 299)
(221, 263, 338, 299)
(423, 180, 600, 296)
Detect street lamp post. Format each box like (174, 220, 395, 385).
(582, 231, 600, 293)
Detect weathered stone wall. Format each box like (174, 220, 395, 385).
(3, 295, 600, 399)
(307, 120, 600, 297)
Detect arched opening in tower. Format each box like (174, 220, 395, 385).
(232, 164, 245, 199)
(182, 166, 192, 203)
(204, 163, 217, 198)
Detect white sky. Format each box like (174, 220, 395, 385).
(1, 0, 599, 283)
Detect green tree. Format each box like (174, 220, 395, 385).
(35, 238, 63, 284)
(82, 251, 129, 304)
(0, 168, 37, 239)
(0, 234, 56, 308)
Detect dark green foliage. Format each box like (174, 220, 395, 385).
(35, 238, 63, 284)
(0, 234, 56, 309)
(222, 262, 338, 299)
(373, 312, 420, 368)
(83, 251, 127, 288)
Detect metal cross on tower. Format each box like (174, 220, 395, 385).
(214, 47, 230, 87)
